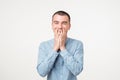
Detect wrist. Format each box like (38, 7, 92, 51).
(60, 47, 65, 51)
(53, 47, 58, 51)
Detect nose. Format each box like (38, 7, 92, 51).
(58, 23, 62, 29)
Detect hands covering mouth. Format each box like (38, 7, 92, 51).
(53, 28, 67, 51)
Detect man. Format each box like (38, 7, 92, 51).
(37, 11, 83, 80)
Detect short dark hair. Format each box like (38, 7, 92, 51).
(52, 10, 71, 22)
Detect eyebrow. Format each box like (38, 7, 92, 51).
(53, 20, 68, 22)
(53, 21, 59, 23)
(62, 21, 67, 23)
(53, 21, 58, 22)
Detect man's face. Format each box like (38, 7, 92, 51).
(52, 14, 71, 34)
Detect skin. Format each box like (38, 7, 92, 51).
(52, 14, 71, 51)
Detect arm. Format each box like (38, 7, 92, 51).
(37, 43, 59, 77)
(60, 42, 83, 76)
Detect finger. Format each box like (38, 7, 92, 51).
(62, 28, 64, 35)
(55, 29, 58, 37)
(57, 30, 60, 36)
(63, 28, 67, 35)
(59, 29, 62, 36)
(58, 29, 61, 35)
(56, 29, 58, 33)
(63, 28, 66, 33)
(55, 29, 59, 39)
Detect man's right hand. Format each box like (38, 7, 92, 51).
(53, 29, 60, 51)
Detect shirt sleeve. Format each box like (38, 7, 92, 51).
(60, 42, 83, 76)
(37, 43, 59, 77)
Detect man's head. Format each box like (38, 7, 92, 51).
(52, 11, 71, 34)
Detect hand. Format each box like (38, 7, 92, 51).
(59, 28, 67, 51)
(53, 29, 60, 51)
(53, 28, 67, 51)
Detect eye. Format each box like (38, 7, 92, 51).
(54, 21, 59, 24)
(62, 21, 67, 25)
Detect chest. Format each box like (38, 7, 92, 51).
(55, 53, 64, 67)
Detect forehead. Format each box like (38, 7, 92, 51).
(52, 14, 69, 21)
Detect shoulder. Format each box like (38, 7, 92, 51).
(39, 39, 53, 48)
(66, 37, 83, 50)
(66, 37, 83, 53)
(68, 37, 83, 46)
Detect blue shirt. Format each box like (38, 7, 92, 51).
(37, 37, 83, 80)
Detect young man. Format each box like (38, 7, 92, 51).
(37, 11, 84, 80)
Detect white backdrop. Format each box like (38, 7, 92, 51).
(0, 0, 120, 80)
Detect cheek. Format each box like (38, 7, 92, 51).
(52, 24, 57, 28)
(52, 27, 57, 31)
(63, 26, 69, 30)
(52, 24, 56, 29)
(52, 26, 57, 32)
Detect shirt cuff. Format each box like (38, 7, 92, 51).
(60, 49, 70, 59)
(51, 49, 59, 57)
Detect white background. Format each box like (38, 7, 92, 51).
(0, 0, 120, 80)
